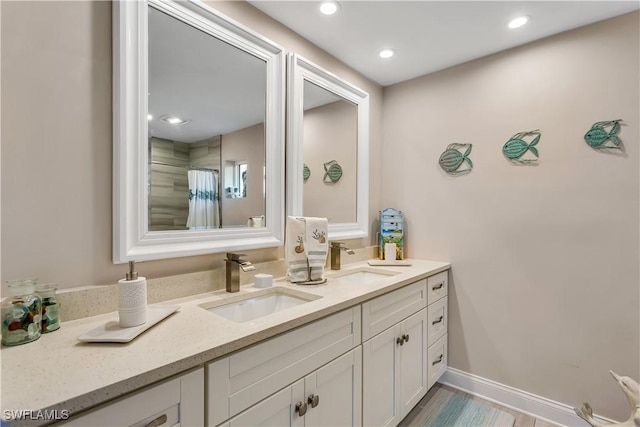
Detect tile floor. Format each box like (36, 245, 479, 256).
(398, 383, 560, 427)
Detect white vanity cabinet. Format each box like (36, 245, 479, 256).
(362, 280, 428, 426)
(427, 271, 448, 389)
(207, 306, 361, 426)
(362, 272, 449, 426)
(59, 368, 204, 427)
(221, 347, 362, 427)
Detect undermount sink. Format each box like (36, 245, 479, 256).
(199, 287, 321, 323)
(331, 267, 400, 284)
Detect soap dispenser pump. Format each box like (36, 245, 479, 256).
(118, 261, 147, 327)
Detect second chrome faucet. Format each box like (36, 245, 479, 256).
(225, 253, 256, 292)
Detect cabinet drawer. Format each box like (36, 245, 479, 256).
(427, 296, 447, 346)
(208, 306, 361, 426)
(362, 280, 427, 341)
(61, 368, 203, 427)
(427, 334, 447, 390)
(427, 271, 448, 304)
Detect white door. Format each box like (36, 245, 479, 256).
(304, 347, 362, 427)
(362, 324, 401, 427)
(228, 380, 305, 427)
(399, 309, 428, 418)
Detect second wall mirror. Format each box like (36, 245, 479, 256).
(287, 54, 370, 240)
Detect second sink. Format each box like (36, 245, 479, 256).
(330, 267, 400, 285)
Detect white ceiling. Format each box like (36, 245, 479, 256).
(249, 1, 639, 86)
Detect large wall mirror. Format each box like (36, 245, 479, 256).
(287, 54, 369, 240)
(113, 0, 285, 262)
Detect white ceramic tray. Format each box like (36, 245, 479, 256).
(367, 259, 413, 267)
(78, 305, 180, 343)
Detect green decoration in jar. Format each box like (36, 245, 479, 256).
(1, 279, 42, 346)
(35, 284, 60, 333)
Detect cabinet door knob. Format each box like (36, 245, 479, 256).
(396, 337, 404, 346)
(402, 334, 409, 343)
(144, 414, 167, 427)
(295, 401, 308, 416)
(432, 283, 444, 290)
(432, 316, 444, 325)
(308, 393, 320, 408)
(432, 354, 444, 366)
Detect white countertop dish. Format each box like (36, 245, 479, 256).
(0, 260, 449, 421)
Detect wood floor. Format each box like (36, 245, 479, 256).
(398, 383, 560, 427)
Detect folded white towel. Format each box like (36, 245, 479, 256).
(304, 217, 329, 281)
(286, 216, 309, 283)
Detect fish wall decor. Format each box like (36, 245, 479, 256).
(439, 143, 473, 174)
(584, 119, 623, 149)
(502, 129, 541, 164)
(323, 160, 343, 183)
(303, 164, 311, 182)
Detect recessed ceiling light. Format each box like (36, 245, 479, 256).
(162, 116, 189, 125)
(379, 49, 395, 59)
(148, 114, 153, 121)
(508, 16, 529, 29)
(319, 1, 339, 15)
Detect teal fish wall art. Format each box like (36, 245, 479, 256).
(502, 129, 541, 164)
(323, 160, 343, 183)
(438, 143, 473, 174)
(303, 164, 311, 182)
(584, 119, 623, 149)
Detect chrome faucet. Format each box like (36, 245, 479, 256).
(330, 242, 355, 270)
(225, 253, 256, 292)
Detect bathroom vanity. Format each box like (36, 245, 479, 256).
(0, 260, 449, 426)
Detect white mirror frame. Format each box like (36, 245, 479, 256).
(113, 0, 285, 263)
(287, 53, 370, 240)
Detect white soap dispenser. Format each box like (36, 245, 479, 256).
(118, 261, 147, 327)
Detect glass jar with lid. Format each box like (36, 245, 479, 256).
(35, 284, 60, 333)
(1, 279, 42, 346)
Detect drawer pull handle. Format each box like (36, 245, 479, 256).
(432, 283, 444, 291)
(402, 334, 410, 343)
(144, 414, 168, 427)
(295, 402, 308, 416)
(432, 316, 444, 325)
(396, 336, 404, 346)
(432, 355, 444, 366)
(308, 394, 320, 408)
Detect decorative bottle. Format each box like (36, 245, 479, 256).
(1, 279, 42, 346)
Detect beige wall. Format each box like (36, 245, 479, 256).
(0, 1, 383, 290)
(220, 122, 265, 226)
(303, 100, 358, 223)
(382, 12, 639, 420)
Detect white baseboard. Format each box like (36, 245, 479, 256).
(439, 368, 615, 427)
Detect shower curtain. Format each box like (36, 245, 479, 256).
(186, 169, 220, 230)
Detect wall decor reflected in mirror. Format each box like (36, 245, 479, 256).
(114, 0, 285, 262)
(287, 54, 369, 240)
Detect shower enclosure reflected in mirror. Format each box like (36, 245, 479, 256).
(287, 54, 369, 240)
(113, 0, 285, 262)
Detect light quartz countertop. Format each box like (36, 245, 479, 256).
(0, 259, 449, 423)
